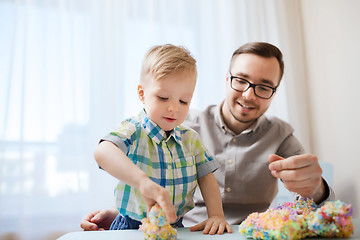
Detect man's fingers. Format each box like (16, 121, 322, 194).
(283, 177, 322, 192)
(272, 162, 322, 182)
(80, 221, 98, 231)
(268, 154, 284, 163)
(90, 212, 103, 223)
(269, 154, 317, 171)
(80, 211, 102, 231)
(271, 167, 311, 181)
(268, 154, 284, 171)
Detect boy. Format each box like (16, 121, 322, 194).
(94, 44, 232, 234)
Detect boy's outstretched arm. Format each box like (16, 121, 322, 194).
(190, 173, 232, 235)
(94, 141, 177, 223)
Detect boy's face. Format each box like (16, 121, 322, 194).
(138, 70, 196, 131)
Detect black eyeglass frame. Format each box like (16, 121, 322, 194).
(229, 72, 277, 99)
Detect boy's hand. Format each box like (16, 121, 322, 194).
(138, 176, 177, 223)
(190, 216, 232, 235)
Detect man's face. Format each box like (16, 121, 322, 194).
(224, 53, 281, 125)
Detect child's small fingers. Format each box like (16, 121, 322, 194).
(226, 224, 233, 233)
(160, 204, 176, 223)
(190, 222, 205, 232)
(202, 222, 212, 234)
(208, 222, 220, 235)
(216, 223, 225, 235)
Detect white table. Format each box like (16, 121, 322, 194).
(58, 218, 360, 240)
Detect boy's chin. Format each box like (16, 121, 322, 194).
(161, 125, 176, 132)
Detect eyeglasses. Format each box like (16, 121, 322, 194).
(229, 72, 277, 99)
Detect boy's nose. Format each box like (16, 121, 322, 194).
(168, 104, 179, 112)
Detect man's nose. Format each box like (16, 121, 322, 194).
(242, 86, 257, 100)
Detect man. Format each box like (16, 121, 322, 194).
(80, 42, 334, 231)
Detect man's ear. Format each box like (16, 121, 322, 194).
(138, 84, 145, 103)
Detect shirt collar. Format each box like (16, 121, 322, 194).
(140, 109, 182, 144)
(215, 101, 265, 135)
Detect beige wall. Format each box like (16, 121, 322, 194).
(300, 0, 360, 217)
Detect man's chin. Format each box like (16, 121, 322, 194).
(236, 118, 256, 124)
(232, 112, 258, 124)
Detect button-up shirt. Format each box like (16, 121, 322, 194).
(183, 102, 334, 226)
(101, 109, 219, 222)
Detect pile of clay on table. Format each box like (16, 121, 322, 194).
(239, 197, 353, 240)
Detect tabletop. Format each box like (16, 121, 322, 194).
(58, 218, 360, 240)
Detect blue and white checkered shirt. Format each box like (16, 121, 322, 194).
(101, 109, 219, 222)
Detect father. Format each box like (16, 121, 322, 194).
(80, 42, 334, 231)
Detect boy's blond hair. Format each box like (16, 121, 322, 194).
(140, 44, 197, 83)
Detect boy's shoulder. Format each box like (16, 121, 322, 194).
(177, 123, 205, 146)
(177, 123, 201, 137)
(114, 114, 143, 134)
(178, 123, 197, 133)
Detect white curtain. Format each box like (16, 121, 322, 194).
(0, 0, 306, 239)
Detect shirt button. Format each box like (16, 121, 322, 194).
(232, 138, 236, 143)
(226, 187, 232, 193)
(228, 159, 233, 164)
(168, 165, 172, 169)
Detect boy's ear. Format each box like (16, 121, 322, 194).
(138, 84, 145, 103)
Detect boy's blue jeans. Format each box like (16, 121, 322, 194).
(110, 213, 184, 230)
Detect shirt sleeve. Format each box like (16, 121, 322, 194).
(100, 120, 136, 154)
(295, 178, 335, 207)
(318, 179, 335, 205)
(196, 159, 220, 179)
(100, 133, 128, 153)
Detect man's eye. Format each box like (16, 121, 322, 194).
(237, 79, 248, 85)
(180, 100, 188, 105)
(158, 97, 168, 101)
(257, 86, 272, 92)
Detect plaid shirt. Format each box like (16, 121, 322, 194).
(101, 109, 219, 222)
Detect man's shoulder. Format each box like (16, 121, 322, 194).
(187, 105, 217, 122)
(263, 115, 294, 133)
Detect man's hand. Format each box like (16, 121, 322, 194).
(80, 208, 119, 231)
(268, 154, 327, 204)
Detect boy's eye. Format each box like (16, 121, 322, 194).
(180, 100, 188, 105)
(158, 96, 168, 101)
